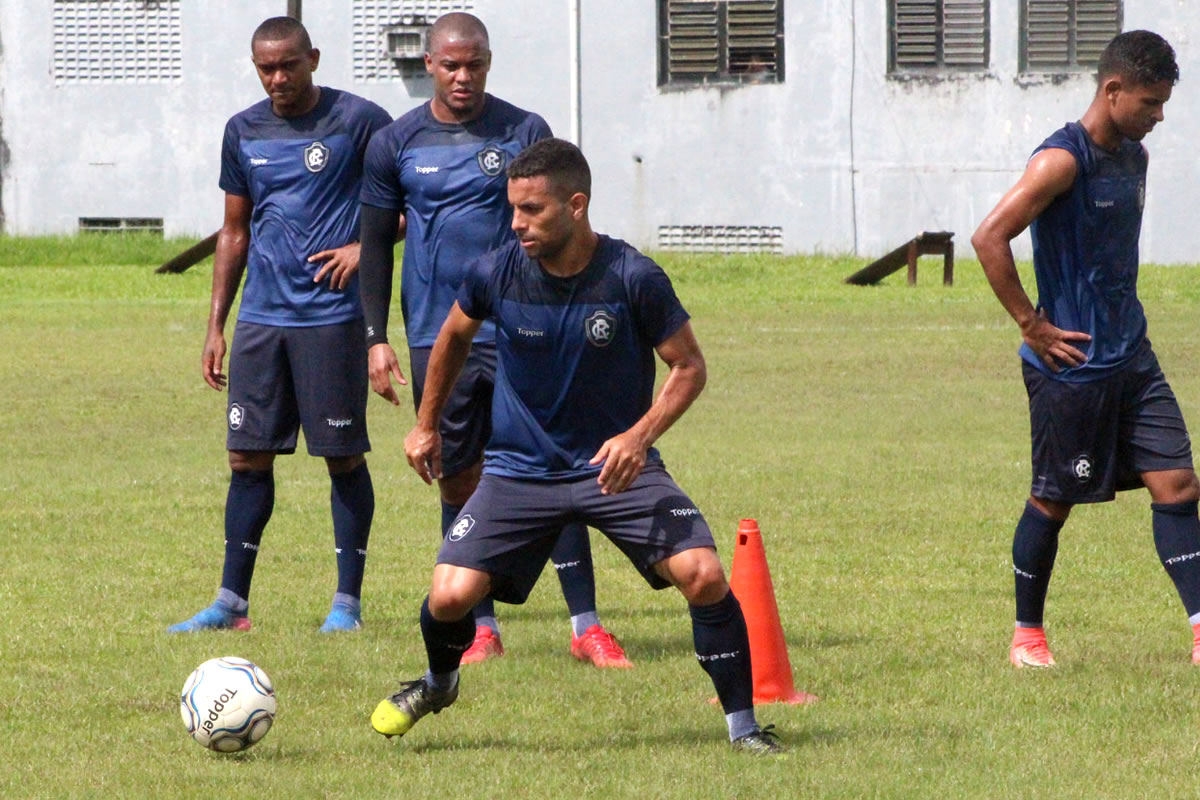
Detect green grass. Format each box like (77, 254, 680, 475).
(3, 240, 1200, 798)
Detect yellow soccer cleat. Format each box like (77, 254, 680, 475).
(371, 677, 458, 738)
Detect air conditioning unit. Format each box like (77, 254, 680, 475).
(384, 16, 432, 61)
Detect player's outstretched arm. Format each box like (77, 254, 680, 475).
(971, 148, 1091, 372)
(590, 321, 707, 495)
(203, 193, 252, 391)
(359, 203, 407, 403)
(405, 303, 482, 484)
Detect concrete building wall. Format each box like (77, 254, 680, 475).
(0, 1, 1196, 263)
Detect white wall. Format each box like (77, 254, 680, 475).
(1, 0, 1196, 263)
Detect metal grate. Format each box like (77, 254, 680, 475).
(352, 0, 474, 81)
(891, 0, 988, 72)
(658, 225, 783, 254)
(53, 0, 182, 84)
(1021, 0, 1121, 72)
(660, 0, 783, 86)
(79, 217, 164, 234)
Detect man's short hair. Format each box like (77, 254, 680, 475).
(252, 16, 312, 52)
(507, 139, 592, 200)
(1097, 30, 1179, 87)
(426, 12, 490, 54)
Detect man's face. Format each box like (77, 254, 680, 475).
(509, 176, 578, 262)
(252, 36, 318, 116)
(1110, 78, 1173, 141)
(425, 36, 491, 118)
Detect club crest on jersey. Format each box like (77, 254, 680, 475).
(304, 141, 330, 173)
(448, 514, 476, 542)
(476, 144, 506, 177)
(1071, 453, 1093, 484)
(228, 403, 245, 431)
(585, 310, 616, 348)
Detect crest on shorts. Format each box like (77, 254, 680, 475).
(1071, 453, 1093, 484)
(448, 514, 476, 542)
(228, 403, 245, 431)
(585, 310, 616, 348)
(304, 141, 330, 173)
(476, 144, 506, 177)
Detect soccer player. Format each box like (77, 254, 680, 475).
(972, 30, 1200, 667)
(368, 138, 784, 755)
(169, 17, 392, 633)
(358, 13, 629, 666)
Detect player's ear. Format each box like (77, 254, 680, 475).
(424, 52, 434, 74)
(1102, 76, 1122, 102)
(568, 192, 589, 220)
(309, 48, 320, 72)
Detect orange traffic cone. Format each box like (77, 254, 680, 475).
(728, 518, 816, 705)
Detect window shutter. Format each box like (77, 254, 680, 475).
(727, 0, 782, 77)
(1024, 0, 1070, 68)
(893, 0, 939, 69)
(1074, 0, 1121, 66)
(665, 1, 721, 80)
(942, 0, 987, 67)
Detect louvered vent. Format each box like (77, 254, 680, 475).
(1022, 0, 1121, 71)
(660, 0, 783, 85)
(891, 0, 988, 72)
(353, 0, 474, 81)
(52, 0, 182, 84)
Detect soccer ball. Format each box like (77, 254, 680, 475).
(180, 656, 276, 752)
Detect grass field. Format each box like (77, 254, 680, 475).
(3, 235, 1200, 798)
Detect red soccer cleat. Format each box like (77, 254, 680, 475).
(460, 625, 504, 665)
(1010, 626, 1055, 668)
(571, 624, 634, 668)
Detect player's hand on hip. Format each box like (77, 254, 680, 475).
(590, 432, 648, 495)
(309, 242, 362, 291)
(1022, 311, 1091, 372)
(201, 330, 227, 391)
(404, 425, 442, 485)
(368, 343, 407, 405)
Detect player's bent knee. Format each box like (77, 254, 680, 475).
(659, 548, 728, 605)
(1144, 469, 1200, 505)
(429, 565, 490, 621)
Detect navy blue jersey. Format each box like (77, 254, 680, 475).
(220, 87, 391, 327)
(1023, 122, 1149, 382)
(359, 95, 552, 347)
(457, 235, 691, 480)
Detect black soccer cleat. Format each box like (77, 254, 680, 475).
(731, 724, 786, 756)
(371, 677, 459, 739)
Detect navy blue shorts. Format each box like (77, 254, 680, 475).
(409, 343, 496, 479)
(1024, 342, 1193, 504)
(438, 464, 716, 604)
(226, 320, 370, 457)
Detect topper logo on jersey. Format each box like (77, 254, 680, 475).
(585, 310, 616, 347)
(1071, 454, 1093, 484)
(476, 144, 506, 177)
(304, 141, 330, 173)
(228, 403, 245, 431)
(448, 514, 476, 542)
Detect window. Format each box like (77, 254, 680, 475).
(658, 1, 784, 87)
(52, 0, 182, 84)
(352, 0, 474, 81)
(658, 225, 783, 253)
(889, 0, 988, 74)
(1020, 0, 1121, 72)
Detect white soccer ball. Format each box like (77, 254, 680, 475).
(180, 656, 277, 752)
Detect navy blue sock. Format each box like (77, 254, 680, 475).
(1152, 500, 1200, 620)
(1012, 501, 1064, 627)
(331, 462, 374, 600)
(442, 500, 496, 625)
(220, 469, 274, 603)
(551, 523, 597, 618)
(690, 590, 754, 716)
(420, 595, 476, 675)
